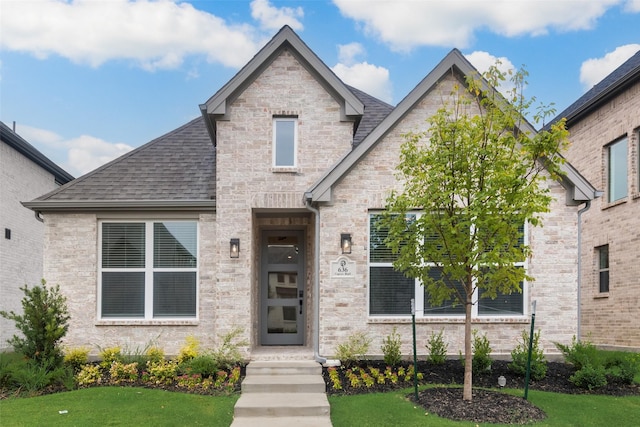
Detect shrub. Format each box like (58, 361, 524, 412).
(336, 331, 371, 367)
(570, 364, 607, 390)
(508, 329, 548, 380)
(471, 330, 492, 374)
(146, 359, 178, 385)
(0, 280, 70, 367)
(109, 361, 139, 384)
(211, 327, 248, 369)
(76, 364, 103, 387)
(9, 358, 73, 394)
(146, 346, 165, 365)
(179, 354, 219, 377)
(426, 330, 448, 365)
(555, 336, 599, 370)
(604, 353, 640, 385)
(177, 336, 200, 364)
(98, 346, 123, 369)
(381, 327, 402, 366)
(64, 347, 90, 373)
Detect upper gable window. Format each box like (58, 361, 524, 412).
(273, 117, 297, 168)
(607, 137, 628, 203)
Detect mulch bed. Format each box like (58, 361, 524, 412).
(323, 360, 640, 424)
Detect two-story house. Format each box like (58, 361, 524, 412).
(1, 121, 74, 350)
(24, 27, 598, 360)
(550, 50, 640, 351)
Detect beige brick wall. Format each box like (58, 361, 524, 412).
(563, 79, 640, 350)
(1, 143, 60, 351)
(316, 74, 581, 358)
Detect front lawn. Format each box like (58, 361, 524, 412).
(0, 387, 238, 426)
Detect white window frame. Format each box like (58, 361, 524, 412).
(272, 117, 298, 168)
(98, 220, 199, 321)
(368, 212, 528, 319)
(607, 136, 628, 203)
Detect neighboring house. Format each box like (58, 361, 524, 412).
(549, 50, 640, 351)
(1, 121, 74, 351)
(24, 27, 598, 360)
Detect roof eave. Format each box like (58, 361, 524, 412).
(22, 200, 216, 213)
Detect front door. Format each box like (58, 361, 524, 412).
(260, 230, 305, 345)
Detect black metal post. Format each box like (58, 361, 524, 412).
(411, 298, 418, 401)
(524, 300, 537, 400)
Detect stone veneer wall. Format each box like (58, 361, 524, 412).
(316, 74, 581, 358)
(563, 79, 640, 350)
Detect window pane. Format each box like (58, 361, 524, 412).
(153, 272, 196, 317)
(369, 214, 415, 262)
(369, 267, 414, 315)
(275, 119, 295, 166)
(599, 271, 609, 293)
(599, 245, 609, 269)
(154, 222, 197, 268)
(609, 138, 628, 202)
(478, 266, 524, 316)
(423, 267, 465, 315)
(102, 272, 145, 317)
(102, 223, 145, 268)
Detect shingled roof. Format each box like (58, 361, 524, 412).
(24, 117, 216, 211)
(548, 49, 640, 128)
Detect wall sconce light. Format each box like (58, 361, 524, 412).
(230, 238, 240, 258)
(340, 233, 352, 254)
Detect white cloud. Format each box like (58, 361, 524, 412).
(1, 0, 261, 70)
(580, 44, 640, 89)
(17, 124, 133, 177)
(625, 0, 640, 12)
(465, 51, 517, 96)
(332, 62, 392, 104)
(250, 0, 304, 31)
(337, 42, 366, 65)
(333, 0, 621, 50)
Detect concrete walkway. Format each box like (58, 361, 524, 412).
(230, 360, 332, 427)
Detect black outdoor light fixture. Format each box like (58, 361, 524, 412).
(340, 233, 352, 254)
(230, 238, 240, 258)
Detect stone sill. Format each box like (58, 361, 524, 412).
(96, 320, 199, 326)
(602, 198, 627, 210)
(270, 167, 299, 173)
(593, 293, 609, 299)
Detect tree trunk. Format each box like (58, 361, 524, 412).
(463, 290, 473, 401)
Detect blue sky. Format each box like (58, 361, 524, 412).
(1, 0, 639, 177)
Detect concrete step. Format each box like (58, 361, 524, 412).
(242, 373, 326, 393)
(233, 392, 330, 418)
(246, 360, 321, 376)
(230, 415, 333, 427)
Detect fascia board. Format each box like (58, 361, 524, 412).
(22, 200, 216, 212)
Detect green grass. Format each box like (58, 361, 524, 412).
(329, 387, 640, 427)
(0, 387, 238, 426)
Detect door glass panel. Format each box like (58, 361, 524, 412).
(267, 236, 299, 264)
(267, 306, 298, 334)
(268, 272, 298, 298)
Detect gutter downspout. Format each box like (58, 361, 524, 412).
(304, 192, 339, 366)
(576, 200, 591, 342)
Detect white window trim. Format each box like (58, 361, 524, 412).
(367, 212, 529, 320)
(98, 220, 199, 321)
(272, 117, 298, 168)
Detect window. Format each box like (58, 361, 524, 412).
(273, 117, 297, 167)
(100, 221, 197, 319)
(608, 137, 628, 202)
(368, 213, 526, 318)
(597, 245, 609, 293)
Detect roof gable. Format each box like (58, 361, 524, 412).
(306, 49, 598, 205)
(200, 25, 364, 145)
(549, 49, 640, 127)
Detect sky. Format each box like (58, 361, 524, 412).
(1, 0, 639, 178)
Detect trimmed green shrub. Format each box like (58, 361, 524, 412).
(570, 364, 607, 390)
(381, 327, 402, 366)
(471, 330, 492, 374)
(0, 280, 70, 367)
(426, 330, 448, 365)
(604, 353, 640, 385)
(508, 329, 548, 380)
(179, 354, 219, 377)
(555, 336, 600, 370)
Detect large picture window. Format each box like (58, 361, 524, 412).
(273, 117, 297, 167)
(100, 221, 197, 319)
(369, 213, 526, 318)
(608, 137, 628, 202)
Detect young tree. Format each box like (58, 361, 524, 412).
(0, 280, 70, 367)
(382, 64, 568, 401)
